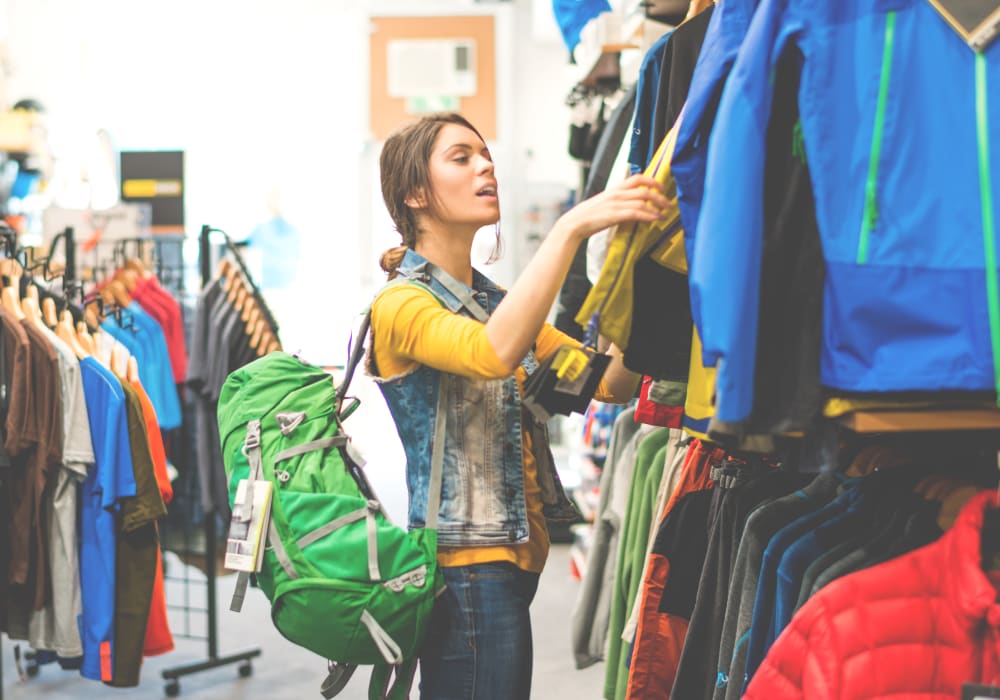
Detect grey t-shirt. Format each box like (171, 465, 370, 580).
(29, 327, 94, 657)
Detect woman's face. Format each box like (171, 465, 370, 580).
(417, 123, 499, 232)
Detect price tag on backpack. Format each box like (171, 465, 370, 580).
(927, 0, 1000, 51)
(963, 683, 1000, 699)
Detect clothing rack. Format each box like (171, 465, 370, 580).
(159, 224, 262, 697)
(201, 225, 279, 336)
(0, 227, 78, 698)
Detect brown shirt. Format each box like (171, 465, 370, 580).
(8, 319, 62, 612)
(0, 306, 31, 632)
(108, 381, 165, 687)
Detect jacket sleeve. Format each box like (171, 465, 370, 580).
(688, 0, 802, 422)
(370, 284, 512, 380)
(742, 594, 840, 700)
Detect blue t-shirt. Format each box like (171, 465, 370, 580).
(78, 358, 136, 681)
(102, 302, 181, 429)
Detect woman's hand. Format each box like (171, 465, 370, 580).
(484, 176, 669, 373)
(554, 175, 671, 243)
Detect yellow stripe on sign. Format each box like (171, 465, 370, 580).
(122, 179, 183, 198)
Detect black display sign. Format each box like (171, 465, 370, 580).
(928, 0, 1000, 51)
(963, 683, 1000, 699)
(119, 150, 184, 234)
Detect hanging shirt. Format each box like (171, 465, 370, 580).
(131, 276, 187, 383)
(692, 0, 1000, 422)
(629, 32, 674, 174)
(101, 303, 181, 430)
(0, 306, 32, 633)
(10, 320, 62, 611)
(28, 327, 94, 659)
(107, 381, 166, 688)
(79, 357, 136, 682)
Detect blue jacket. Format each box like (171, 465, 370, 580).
(671, 0, 758, 268)
(372, 249, 578, 546)
(691, 0, 1000, 422)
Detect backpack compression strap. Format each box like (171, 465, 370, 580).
(230, 419, 302, 612)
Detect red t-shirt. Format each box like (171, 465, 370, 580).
(132, 276, 187, 383)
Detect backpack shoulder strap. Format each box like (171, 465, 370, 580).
(335, 274, 450, 409)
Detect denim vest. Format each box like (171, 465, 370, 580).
(370, 249, 579, 547)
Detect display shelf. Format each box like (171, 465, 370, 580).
(836, 408, 1000, 433)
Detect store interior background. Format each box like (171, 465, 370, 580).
(0, 0, 604, 526)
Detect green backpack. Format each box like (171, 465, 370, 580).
(217, 316, 448, 699)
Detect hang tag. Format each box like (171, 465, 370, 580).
(962, 683, 1000, 699)
(553, 346, 590, 382)
(927, 0, 1000, 52)
(523, 344, 611, 422)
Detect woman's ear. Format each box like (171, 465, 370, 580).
(405, 188, 427, 210)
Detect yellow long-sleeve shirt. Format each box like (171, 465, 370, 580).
(370, 282, 609, 573)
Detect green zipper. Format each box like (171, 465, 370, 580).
(857, 11, 897, 265)
(975, 53, 1000, 404)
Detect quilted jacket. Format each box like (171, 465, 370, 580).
(744, 490, 1000, 699)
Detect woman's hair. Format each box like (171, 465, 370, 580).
(379, 112, 501, 278)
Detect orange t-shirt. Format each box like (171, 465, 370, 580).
(129, 379, 175, 657)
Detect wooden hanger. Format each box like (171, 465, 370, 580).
(2, 285, 24, 320)
(233, 285, 248, 313)
(110, 342, 127, 379)
(21, 285, 45, 329)
(56, 310, 89, 359)
(76, 320, 97, 356)
(0, 257, 24, 320)
(108, 279, 132, 308)
(257, 329, 275, 356)
(250, 319, 265, 350)
(227, 274, 243, 304)
(685, 0, 714, 20)
(245, 306, 260, 335)
(124, 256, 152, 279)
(216, 259, 234, 290)
(126, 356, 140, 382)
(844, 444, 914, 478)
(938, 484, 981, 531)
(241, 296, 257, 324)
(42, 297, 58, 329)
(117, 268, 140, 293)
(84, 300, 102, 328)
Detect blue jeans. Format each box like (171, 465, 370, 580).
(419, 562, 540, 700)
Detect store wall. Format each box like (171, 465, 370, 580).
(1, 0, 582, 367)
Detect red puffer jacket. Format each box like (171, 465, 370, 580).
(744, 490, 1000, 699)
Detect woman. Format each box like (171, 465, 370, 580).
(368, 112, 669, 699)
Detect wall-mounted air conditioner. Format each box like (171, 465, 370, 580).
(386, 39, 477, 98)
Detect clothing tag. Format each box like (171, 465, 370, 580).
(927, 0, 1000, 51)
(523, 344, 611, 422)
(963, 683, 1000, 699)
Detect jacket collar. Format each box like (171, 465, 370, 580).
(944, 490, 1000, 627)
(397, 248, 505, 313)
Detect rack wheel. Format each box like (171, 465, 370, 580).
(238, 661, 253, 678)
(26, 663, 40, 678)
(165, 679, 180, 697)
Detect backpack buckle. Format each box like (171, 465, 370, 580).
(243, 434, 260, 454)
(276, 411, 307, 435)
(243, 421, 262, 453)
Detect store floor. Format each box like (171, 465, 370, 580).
(1, 543, 604, 700)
